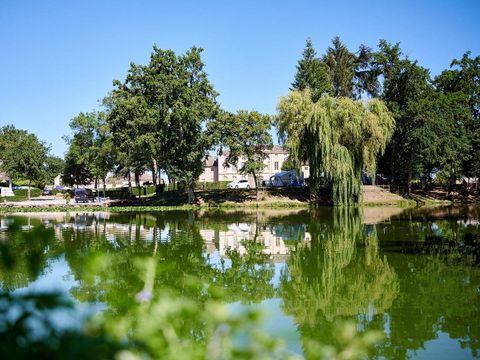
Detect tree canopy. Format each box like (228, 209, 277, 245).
(213, 110, 272, 195)
(277, 90, 394, 204)
(106, 45, 219, 201)
(0, 125, 50, 198)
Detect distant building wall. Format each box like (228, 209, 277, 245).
(198, 146, 310, 185)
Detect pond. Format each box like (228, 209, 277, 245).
(0, 206, 479, 359)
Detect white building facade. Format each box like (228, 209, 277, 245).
(199, 146, 309, 186)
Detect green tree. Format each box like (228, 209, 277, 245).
(277, 90, 394, 204)
(415, 91, 471, 190)
(108, 46, 219, 201)
(375, 47, 433, 193)
(281, 157, 296, 171)
(44, 156, 65, 185)
(216, 110, 272, 199)
(106, 94, 152, 196)
(435, 52, 480, 184)
(292, 38, 331, 101)
(0, 125, 49, 199)
(323, 36, 379, 99)
(63, 112, 115, 190)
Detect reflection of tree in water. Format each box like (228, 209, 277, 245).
(279, 207, 399, 354)
(212, 226, 276, 304)
(0, 217, 61, 290)
(61, 212, 215, 312)
(376, 216, 480, 359)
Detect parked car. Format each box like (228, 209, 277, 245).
(227, 179, 250, 189)
(267, 170, 304, 187)
(42, 189, 52, 196)
(74, 188, 92, 203)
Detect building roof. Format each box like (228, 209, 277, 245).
(265, 145, 288, 154)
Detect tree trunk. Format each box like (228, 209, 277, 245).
(151, 159, 157, 186)
(102, 178, 106, 199)
(187, 184, 195, 204)
(95, 178, 99, 202)
(448, 163, 456, 194)
(135, 172, 141, 199)
(252, 172, 258, 201)
(128, 171, 132, 198)
(406, 169, 412, 195)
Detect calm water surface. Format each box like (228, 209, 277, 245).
(0, 206, 479, 359)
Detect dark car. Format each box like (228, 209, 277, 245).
(74, 188, 92, 203)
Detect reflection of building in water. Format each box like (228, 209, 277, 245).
(200, 223, 310, 261)
(5, 213, 173, 244)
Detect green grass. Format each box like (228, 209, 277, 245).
(1, 188, 41, 202)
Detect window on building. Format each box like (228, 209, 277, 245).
(274, 162, 279, 170)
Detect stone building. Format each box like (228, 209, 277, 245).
(199, 145, 309, 185)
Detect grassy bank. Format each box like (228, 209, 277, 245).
(1, 187, 453, 214)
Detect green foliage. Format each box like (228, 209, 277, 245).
(6, 188, 42, 202)
(214, 110, 272, 191)
(44, 156, 65, 184)
(376, 43, 475, 192)
(281, 157, 297, 171)
(63, 112, 114, 188)
(323, 37, 378, 99)
(435, 52, 480, 180)
(194, 181, 230, 190)
(277, 90, 394, 204)
(292, 38, 332, 101)
(0, 125, 50, 198)
(108, 46, 219, 201)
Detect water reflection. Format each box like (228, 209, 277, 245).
(0, 206, 479, 358)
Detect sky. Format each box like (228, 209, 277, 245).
(1, 0, 479, 157)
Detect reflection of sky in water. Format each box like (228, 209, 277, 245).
(13, 255, 104, 331)
(229, 298, 302, 357)
(409, 332, 474, 360)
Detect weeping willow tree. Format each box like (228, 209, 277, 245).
(277, 90, 395, 204)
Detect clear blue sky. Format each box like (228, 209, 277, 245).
(1, 0, 479, 157)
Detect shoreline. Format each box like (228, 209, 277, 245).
(2, 186, 477, 213)
(0, 199, 448, 214)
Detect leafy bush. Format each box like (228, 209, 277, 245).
(2, 188, 42, 202)
(194, 181, 230, 190)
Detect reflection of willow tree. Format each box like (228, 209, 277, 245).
(279, 207, 399, 354)
(0, 217, 62, 290)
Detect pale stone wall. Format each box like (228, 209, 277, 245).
(198, 165, 215, 182)
(198, 147, 310, 185)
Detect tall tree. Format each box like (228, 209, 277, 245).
(323, 37, 378, 99)
(106, 94, 152, 196)
(108, 46, 218, 200)
(435, 52, 480, 184)
(162, 47, 219, 202)
(277, 90, 394, 204)
(414, 91, 471, 190)
(292, 38, 331, 101)
(215, 110, 272, 199)
(375, 43, 434, 193)
(0, 126, 49, 199)
(44, 156, 65, 185)
(63, 111, 115, 192)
